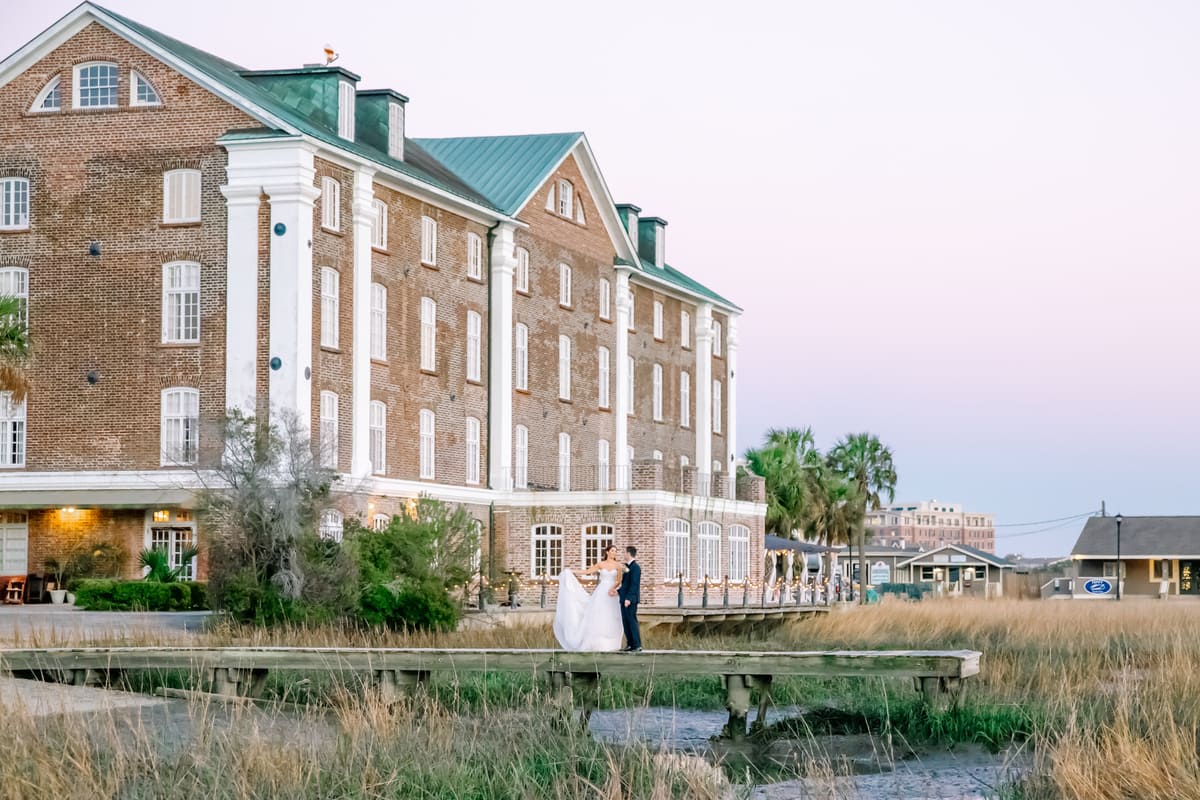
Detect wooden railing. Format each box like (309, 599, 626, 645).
(0, 646, 981, 740)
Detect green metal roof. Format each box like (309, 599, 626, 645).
(639, 259, 739, 311)
(411, 133, 582, 216)
(94, 4, 497, 212)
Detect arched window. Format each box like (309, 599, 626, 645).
(557, 179, 574, 217)
(319, 509, 344, 542)
(372, 513, 390, 532)
(130, 71, 160, 106)
(583, 523, 614, 568)
(160, 388, 199, 465)
(664, 519, 690, 582)
(73, 62, 118, 108)
(532, 524, 563, 578)
(30, 76, 61, 112)
(163, 169, 201, 224)
(697, 521, 721, 583)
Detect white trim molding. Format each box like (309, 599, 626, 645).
(488, 223, 517, 491)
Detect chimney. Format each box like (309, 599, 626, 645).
(355, 89, 408, 160)
(637, 216, 667, 267)
(615, 203, 640, 246)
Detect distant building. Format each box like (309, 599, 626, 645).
(1062, 516, 1200, 600)
(865, 500, 995, 553)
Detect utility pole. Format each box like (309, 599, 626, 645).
(1101, 500, 1106, 518)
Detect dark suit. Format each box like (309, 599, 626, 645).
(617, 559, 642, 650)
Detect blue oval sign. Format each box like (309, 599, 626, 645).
(1084, 579, 1112, 595)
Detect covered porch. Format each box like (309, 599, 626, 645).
(897, 544, 1010, 598)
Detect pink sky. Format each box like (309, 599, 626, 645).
(6, 0, 1199, 555)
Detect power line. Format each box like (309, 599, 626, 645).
(994, 516, 1095, 539)
(994, 510, 1099, 527)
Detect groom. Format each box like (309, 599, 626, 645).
(617, 545, 642, 652)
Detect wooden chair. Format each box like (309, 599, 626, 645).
(4, 578, 25, 604)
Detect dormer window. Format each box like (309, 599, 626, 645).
(73, 62, 118, 109)
(130, 71, 160, 107)
(30, 77, 61, 112)
(387, 101, 404, 160)
(337, 80, 355, 140)
(557, 179, 574, 218)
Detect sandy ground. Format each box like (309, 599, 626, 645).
(0, 606, 209, 642)
(0, 676, 169, 716)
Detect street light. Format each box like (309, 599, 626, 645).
(1114, 513, 1123, 601)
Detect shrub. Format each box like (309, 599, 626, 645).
(359, 579, 460, 632)
(73, 580, 209, 611)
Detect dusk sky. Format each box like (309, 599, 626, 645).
(6, 1, 1198, 556)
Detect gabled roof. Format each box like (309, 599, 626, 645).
(412, 133, 583, 216)
(897, 543, 1010, 568)
(29, 4, 499, 214)
(1072, 516, 1200, 558)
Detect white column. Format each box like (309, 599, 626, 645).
(488, 223, 517, 491)
(262, 145, 319, 431)
(694, 303, 714, 481)
(219, 183, 261, 417)
(725, 313, 739, 498)
(349, 166, 377, 478)
(613, 268, 632, 489)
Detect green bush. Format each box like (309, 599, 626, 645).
(73, 580, 210, 611)
(359, 579, 460, 632)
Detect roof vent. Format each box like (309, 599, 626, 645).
(637, 216, 667, 267)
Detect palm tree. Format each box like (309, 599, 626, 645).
(829, 433, 897, 603)
(744, 427, 818, 537)
(0, 296, 31, 402)
(801, 458, 862, 578)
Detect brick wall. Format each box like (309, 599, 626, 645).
(627, 284, 697, 468)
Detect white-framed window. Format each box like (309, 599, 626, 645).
(319, 391, 339, 469)
(149, 525, 196, 580)
(627, 356, 635, 415)
(583, 523, 614, 568)
(388, 101, 405, 160)
(160, 388, 199, 466)
(162, 169, 201, 224)
(467, 310, 482, 382)
(373, 513, 391, 532)
(73, 62, 118, 108)
(558, 432, 571, 491)
(1103, 562, 1127, 579)
(319, 509, 344, 542)
(420, 297, 436, 371)
(515, 247, 529, 293)
(162, 261, 200, 343)
(681, 310, 691, 348)
(320, 267, 340, 348)
(0, 393, 26, 468)
(514, 424, 529, 489)
(0, 178, 30, 231)
(130, 71, 160, 106)
(514, 323, 529, 391)
(597, 439, 610, 492)
(599, 278, 611, 320)
(713, 320, 723, 357)
(467, 232, 483, 280)
(371, 198, 388, 249)
(559, 263, 572, 306)
(370, 283, 387, 359)
(713, 379, 722, 434)
(532, 524, 563, 578)
(729, 524, 750, 583)
(652, 449, 663, 461)
(30, 77, 61, 112)
(598, 346, 610, 409)
(0, 268, 28, 329)
(0, 512, 29, 574)
(652, 363, 663, 421)
(653, 300, 664, 340)
(419, 408, 436, 479)
(680, 370, 691, 428)
(369, 400, 386, 474)
(321, 176, 340, 231)
(558, 335, 571, 400)
(466, 416, 481, 485)
(665, 518, 690, 582)
(698, 521, 721, 582)
(557, 179, 574, 218)
(421, 215, 437, 266)
(337, 79, 355, 139)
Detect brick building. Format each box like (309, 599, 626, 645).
(0, 4, 765, 605)
(865, 500, 996, 553)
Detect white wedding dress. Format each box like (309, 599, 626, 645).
(553, 568, 624, 651)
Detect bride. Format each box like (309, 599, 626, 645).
(553, 545, 627, 652)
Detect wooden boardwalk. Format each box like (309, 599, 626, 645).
(0, 646, 981, 740)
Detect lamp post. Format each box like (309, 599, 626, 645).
(1114, 513, 1123, 601)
